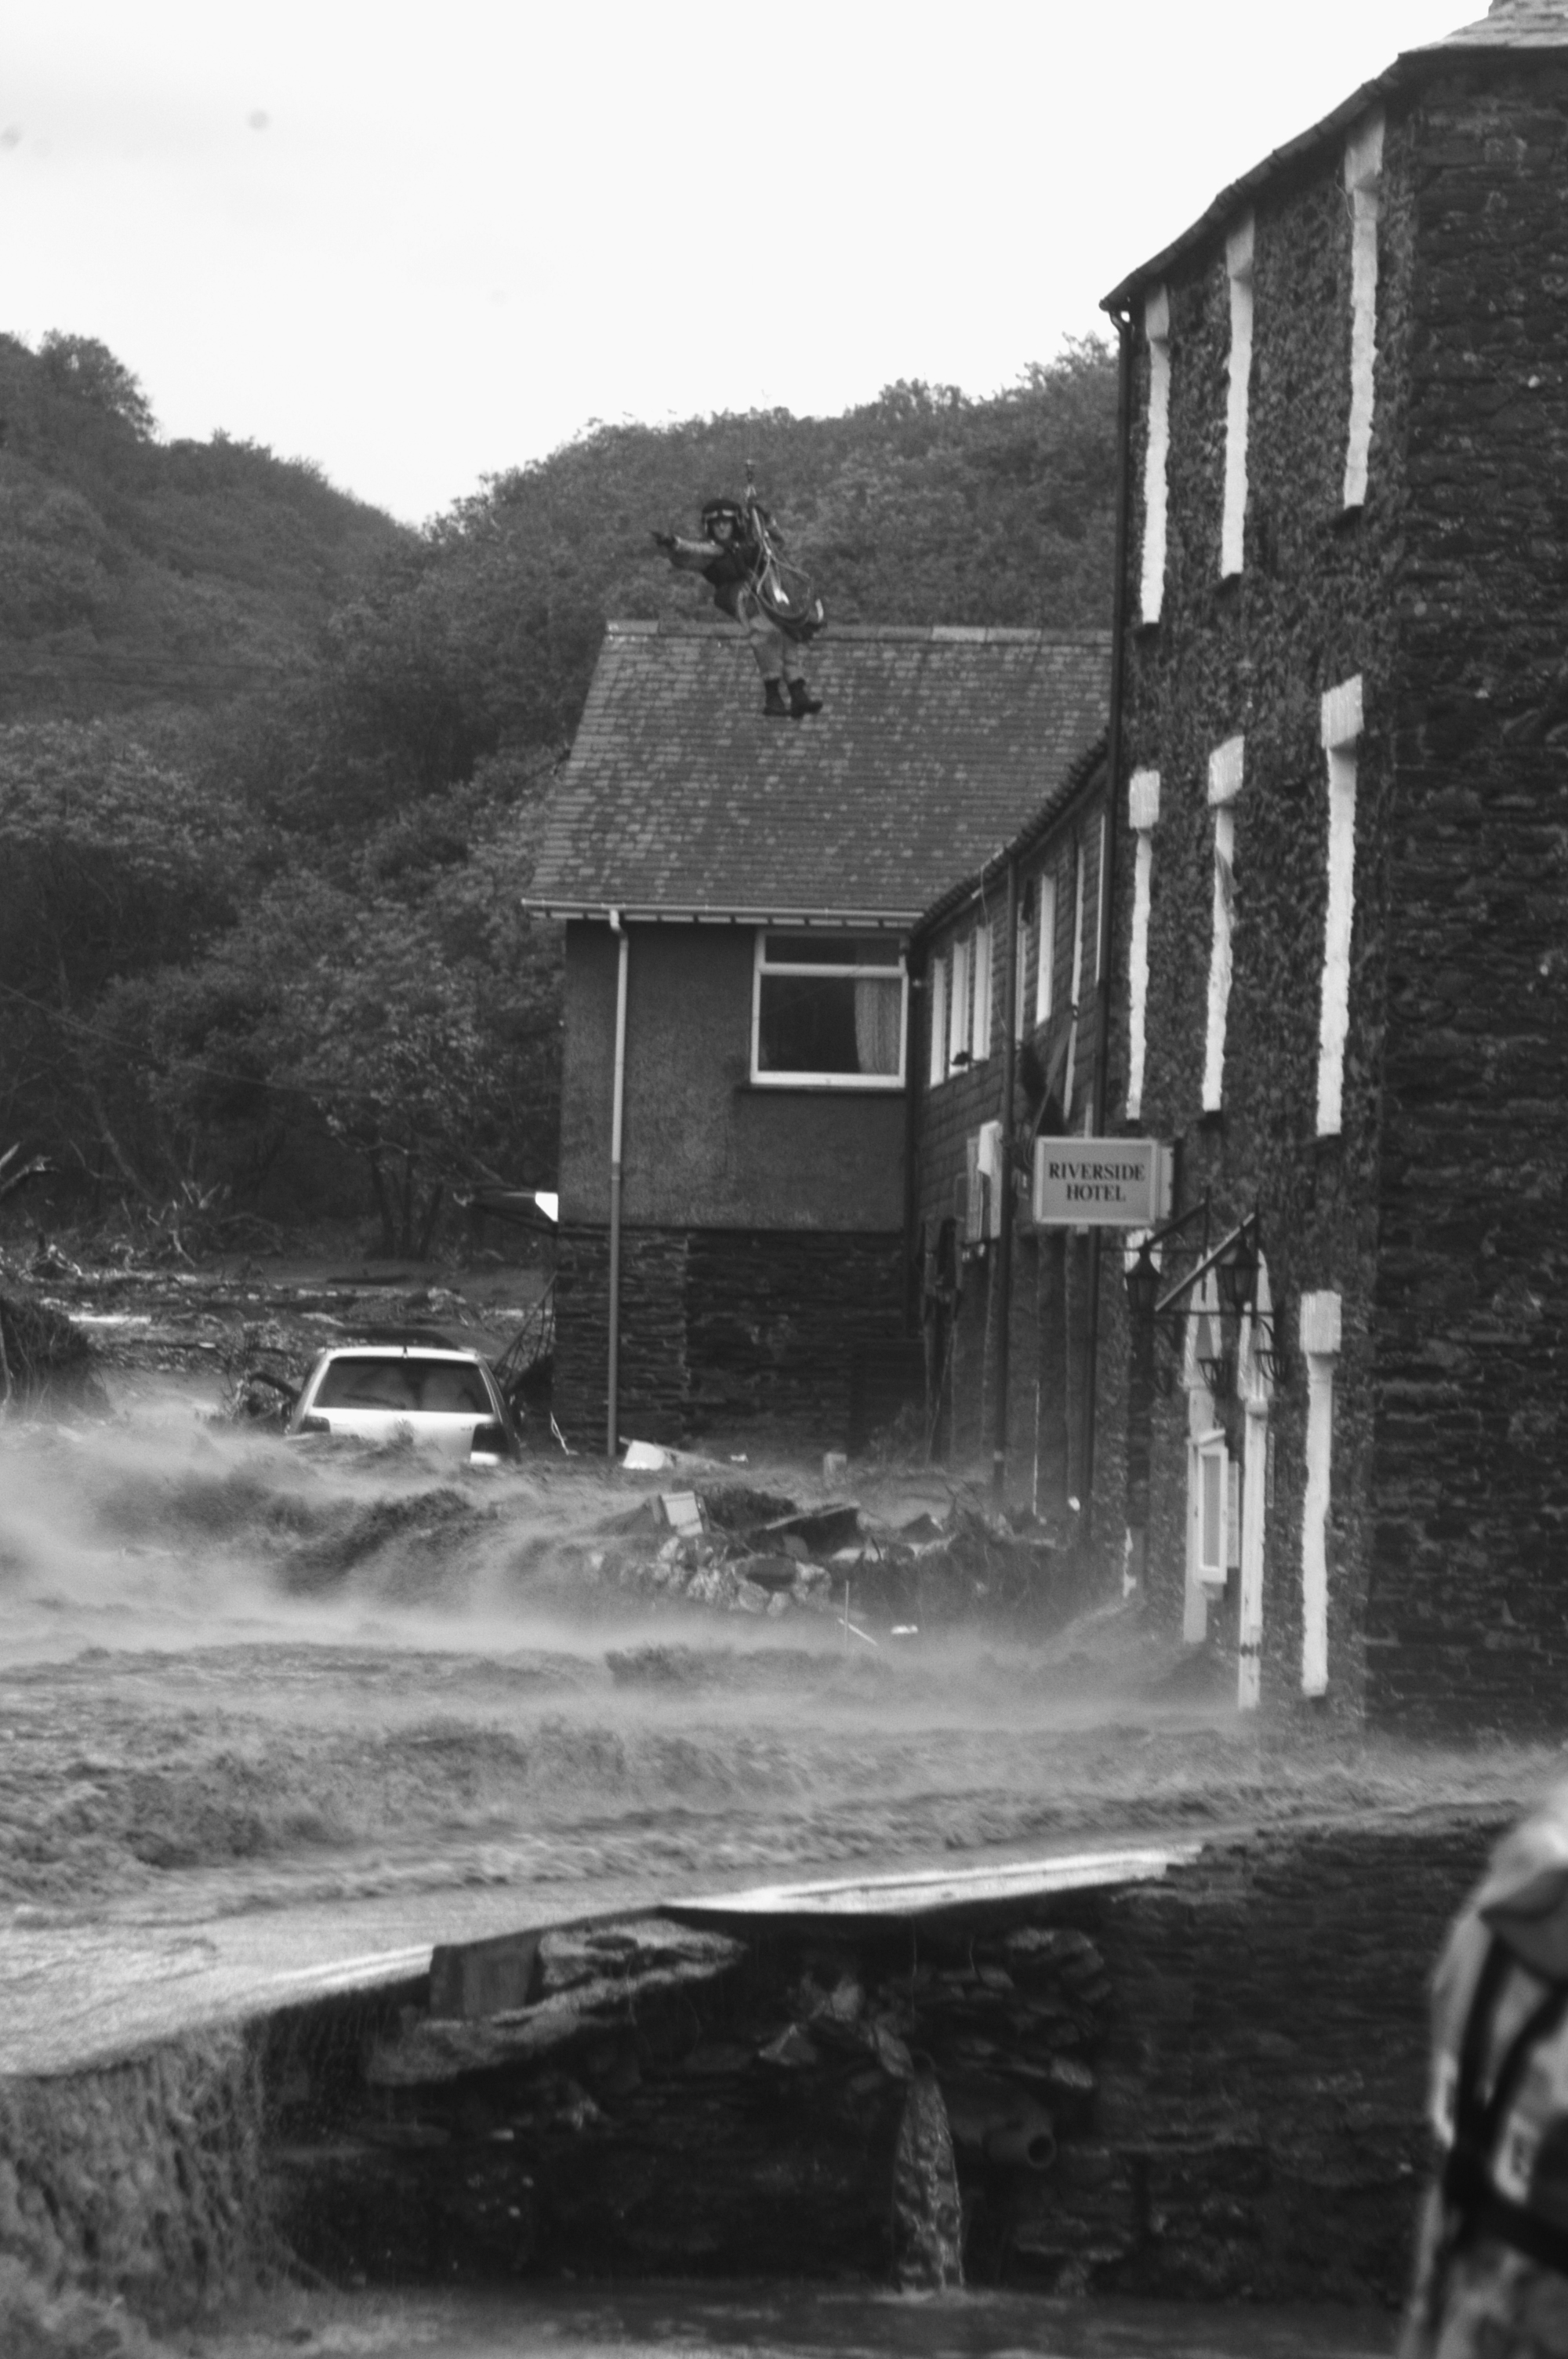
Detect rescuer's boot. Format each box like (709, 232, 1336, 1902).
(788, 677, 823, 718)
(763, 677, 789, 718)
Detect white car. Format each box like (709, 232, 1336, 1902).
(286, 1345, 520, 1464)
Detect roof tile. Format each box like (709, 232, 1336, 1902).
(529, 622, 1110, 920)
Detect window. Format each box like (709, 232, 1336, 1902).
(1126, 770, 1160, 1121)
(1203, 736, 1244, 1113)
(971, 922, 993, 1065)
(1316, 677, 1363, 1136)
(752, 931, 906, 1088)
(1343, 111, 1384, 509)
(1141, 285, 1171, 624)
(927, 952, 948, 1088)
(1033, 871, 1057, 1029)
(948, 932, 971, 1070)
(1221, 216, 1254, 579)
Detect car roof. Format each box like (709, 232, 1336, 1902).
(310, 1344, 487, 1364)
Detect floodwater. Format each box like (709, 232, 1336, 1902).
(0, 1382, 1552, 2062)
(0, 1376, 1525, 2354)
(192, 2281, 1395, 2357)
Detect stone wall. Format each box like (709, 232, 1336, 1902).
(1365, 63, 1568, 1728)
(553, 1223, 911, 1452)
(1098, 94, 1412, 1715)
(913, 792, 1105, 1490)
(260, 1809, 1501, 2303)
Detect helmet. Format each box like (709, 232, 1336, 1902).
(701, 497, 747, 540)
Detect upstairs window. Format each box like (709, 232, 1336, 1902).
(752, 931, 906, 1089)
(1140, 285, 1172, 624)
(1221, 216, 1254, 579)
(1343, 111, 1385, 509)
(1033, 871, 1058, 1029)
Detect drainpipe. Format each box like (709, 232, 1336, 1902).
(1080, 302, 1135, 1527)
(606, 911, 630, 1463)
(991, 856, 1019, 1499)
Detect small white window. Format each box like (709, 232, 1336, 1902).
(1221, 216, 1254, 579)
(1126, 769, 1160, 1123)
(751, 930, 906, 1089)
(1014, 896, 1032, 1044)
(1203, 737, 1244, 1113)
(1033, 872, 1057, 1029)
(1316, 677, 1363, 1136)
(1343, 111, 1384, 509)
(970, 923, 993, 1064)
(1141, 285, 1171, 624)
(927, 953, 948, 1088)
(1063, 834, 1088, 1112)
(1196, 1431, 1229, 1587)
(949, 932, 971, 1070)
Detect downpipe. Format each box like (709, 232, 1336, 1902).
(606, 911, 630, 1463)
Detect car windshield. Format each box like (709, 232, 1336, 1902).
(313, 1356, 493, 1415)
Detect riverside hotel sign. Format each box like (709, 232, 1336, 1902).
(1032, 1140, 1170, 1228)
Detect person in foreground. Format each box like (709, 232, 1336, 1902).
(1402, 1787, 1568, 2357)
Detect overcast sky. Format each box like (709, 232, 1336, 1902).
(4, 0, 1472, 525)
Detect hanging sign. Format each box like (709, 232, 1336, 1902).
(1033, 1138, 1169, 1228)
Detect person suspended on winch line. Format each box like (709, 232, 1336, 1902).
(652, 495, 824, 720)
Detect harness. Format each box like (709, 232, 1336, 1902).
(738, 479, 826, 645)
(1441, 1932, 1568, 2272)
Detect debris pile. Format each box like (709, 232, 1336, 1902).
(587, 1478, 1092, 1636)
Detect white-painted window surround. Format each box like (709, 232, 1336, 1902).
(1063, 834, 1088, 1112)
(1221, 216, 1255, 579)
(1299, 1289, 1343, 1696)
(1316, 676, 1364, 1136)
(948, 932, 971, 1072)
(927, 952, 948, 1088)
(1343, 111, 1385, 509)
(1126, 770, 1160, 1122)
(1033, 871, 1057, 1029)
(1014, 896, 1031, 1043)
(971, 921, 993, 1065)
(1202, 736, 1245, 1113)
(1140, 286, 1172, 624)
(752, 929, 907, 1089)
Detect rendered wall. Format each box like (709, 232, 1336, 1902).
(558, 922, 906, 1234)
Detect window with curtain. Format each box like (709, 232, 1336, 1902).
(753, 931, 907, 1088)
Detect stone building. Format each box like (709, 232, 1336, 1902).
(909, 738, 1109, 1505)
(528, 617, 1107, 1453)
(1089, 0, 1568, 1726)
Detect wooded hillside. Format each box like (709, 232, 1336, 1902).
(0, 335, 1118, 1253)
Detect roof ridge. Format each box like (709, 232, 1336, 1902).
(604, 617, 1112, 646)
(1103, 1, 1568, 312)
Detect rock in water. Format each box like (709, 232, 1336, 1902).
(891, 2069, 964, 2291)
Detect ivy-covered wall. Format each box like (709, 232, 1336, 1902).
(1097, 56, 1568, 1728)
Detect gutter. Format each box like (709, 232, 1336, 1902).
(524, 903, 917, 930)
(606, 911, 630, 1463)
(1080, 304, 1135, 1529)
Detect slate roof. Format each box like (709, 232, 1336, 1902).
(1102, 0, 1568, 314)
(913, 732, 1109, 947)
(528, 621, 1111, 927)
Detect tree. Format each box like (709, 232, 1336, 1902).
(36, 333, 157, 438)
(0, 718, 254, 1192)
